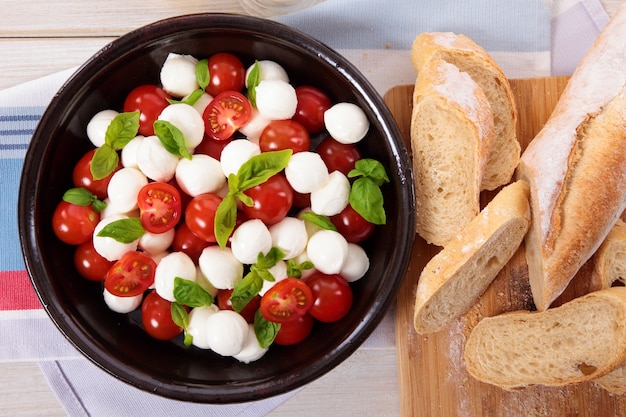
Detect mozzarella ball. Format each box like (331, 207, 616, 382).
(285, 151, 329, 194)
(239, 108, 271, 143)
(310, 171, 350, 216)
(120, 135, 144, 168)
(107, 167, 148, 213)
(230, 219, 272, 264)
(259, 260, 288, 296)
(175, 154, 225, 197)
(255, 79, 297, 120)
(191, 92, 214, 115)
(269, 217, 308, 260)
(103, 289, 143, 313)
(205, 310, 249, 356)
(324, 102, 369, 144)
(86, 109, 119, 147)
(194, 266, 219, 298)
(306, 229, 349, 275)
(99, 198, 139, 219)
(245, 60, 289, 88)
(158, 103, 205, 151)
(154, 251, 197, 302)
(187, 304, 220, 349)
(198, 246, 244, 290)
(233, 324, 269, 363)
(219, 139, 261, 177)
(340, 243, 370, 282)
(160, 53, 200, 98)
(138, 228, 175, 256)
(297, 208, 324, 238)
(92, 214, 139, 261)
(135, 135, 180, 182)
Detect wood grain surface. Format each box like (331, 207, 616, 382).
(388, 76, 626, 417)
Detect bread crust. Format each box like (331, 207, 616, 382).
(516, 5, 626, 311)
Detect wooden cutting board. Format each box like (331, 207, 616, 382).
(387, 77, 626, 417)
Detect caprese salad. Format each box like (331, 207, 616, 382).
(52, 51, 389, 363)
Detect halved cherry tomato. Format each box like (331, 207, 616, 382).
(137, 182, 182, 234)
(72, 149, 121, 200)
(123, 84, 171, 136)
(105, 251, 156, 297)
(241, 174, 293, 225)
(205, 53, 246, 97)
(260, 277, 313, 324)
(274, 313, 314, 346)
(259, 119, 310, 154)
(303, 272, 353, 323)
(217, 289, 261, 323)
(74, 239, 114, 281)
(141, 290, 186, 340)
(202, 91, 252, 141)
(184, 193, 223, 242)
(330, 204, 375, 243)
(52, 200, 100, 245)
(293, 85, 332, 134)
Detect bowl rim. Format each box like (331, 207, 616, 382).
(18, 12, 416, 403)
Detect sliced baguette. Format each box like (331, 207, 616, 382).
(411, 58, 494, 246)
(464, 286, 626, 390)
(413, 180, 530, 334)
(411, 32, 520, 191)
(515, 4, 626, 311)
(590, 219, 626, 291)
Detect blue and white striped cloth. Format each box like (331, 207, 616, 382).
(0, 0, 609, 415)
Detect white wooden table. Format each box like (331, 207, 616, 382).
(0, 1, 621, 416)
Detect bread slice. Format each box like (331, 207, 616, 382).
(411, 58, 494, 246)
(413, 180, 530, 334)
(590, 219, 626, 291)
(464, 287, 626, 390)
(411, 32, 520, 191)
(515, 4, 626, 311)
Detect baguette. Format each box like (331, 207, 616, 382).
(411, 32, 520, 191)
(515, 3, 626, 311)
(464, 287, 626, 390)
(413, 180, 530, 334)
(411, 58, 494, 246)
(590, 219, 626, 291)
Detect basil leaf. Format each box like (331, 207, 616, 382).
(196, 59, 210, 90)
(287, 259, 314, 279)
(246, 61, 261, 107)
(173, 277, 213, 308)
(231, 271, 264, 312)
(236, 149, 292, 191)
(167, 88, 205, 106)
(349, 177, 386, 225)
(299, 211, 337, 231)
(254, 247, 285, 271)
(254, 310, 280, 348)
(171, 302, 193, 347)
(105, 111, 140, 150)
(348, 158, 390, 186)
(63, 187, 107, 212)
(214, 194, 238, 250)
(90, 143, 119, 180)
(153, 120, 193, 159)
(96, 217, 145, 243)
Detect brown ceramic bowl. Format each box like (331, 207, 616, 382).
(18, 13, 414, 403)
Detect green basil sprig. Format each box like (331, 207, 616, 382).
(90, 111, 140, 180)
(96, 217, 145, 243)
(254, 309, 280, 348)
(62, 187, 107, 212)
(153, 120, 193, 159)
(230, 247, 286, 312)
(171, 302, 193, 347)
(286, 259, 314, 279)
(246, 61, 261, 108)
(214, 149, 293, 249)
(299, 210, 337, 232)
(171, 277, 215, 347)
(348, 158, 390, 225)
(166, 59, 210, 106)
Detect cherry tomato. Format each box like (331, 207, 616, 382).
(292, 189, 311, 209)
(217, 289, 261, 323)
(172, 222, 210, 264)
(259, 119, 310, 154)
(72, 149, 121, 199)
(260, 278, 313, 324)
(141, 290, 185, 340)
(105, 251, 156, 297)
(137, 182, 182, 234)
(52, 200, 100, 245)
(241, 174, 293, 225)
(274, 313, 314, 346)
(303, 272, 353, 323)
(185, 193, 223, 242)
(205, 52, 246, 97)
(293, 85, 332, 133)
(123, 84, 171, 136)
(203, 91, 252, 141)
(316, 137, 362, 176)
(73, 239, 114, 281)
(330, 204, 375, 243)
(194, 135, 232, 160)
